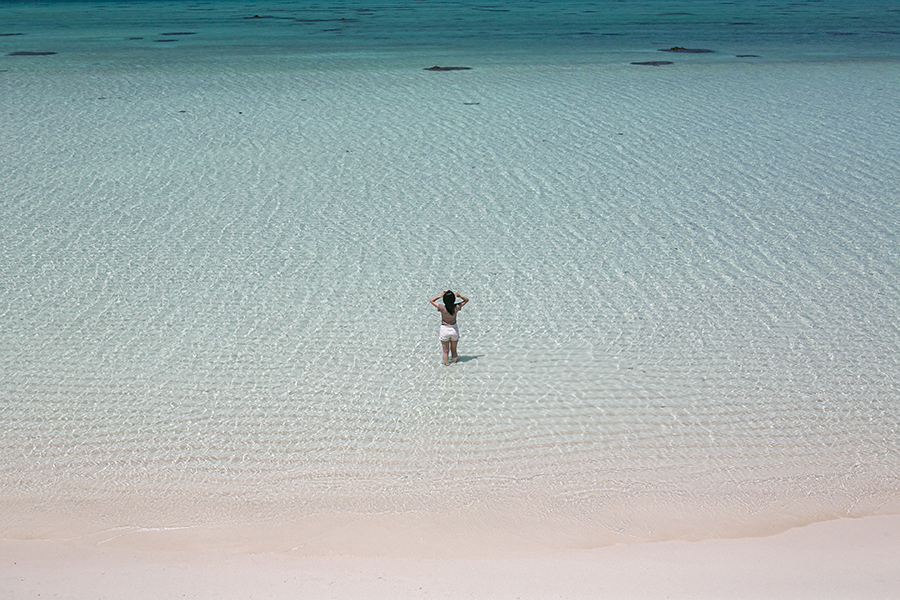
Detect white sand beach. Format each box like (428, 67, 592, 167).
(3, 514, 899, 599)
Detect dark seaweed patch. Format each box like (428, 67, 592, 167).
(247, 14, 294, 20)
(736, 54, 761, 58)
(7, 51, 57, 56)
(424, 66, 472, 71)
(0, 33, 25, 37)
(660, 46, 712, 53)
(631, 61, 674, 66)
(161, 32, 197, 36)
(155, 39, 177, 43)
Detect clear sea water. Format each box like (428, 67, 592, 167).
(1, 0, 899, 555)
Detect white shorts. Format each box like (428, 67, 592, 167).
(439, 324, 459, 342)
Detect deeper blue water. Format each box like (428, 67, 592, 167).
(3, 0, 899, 67)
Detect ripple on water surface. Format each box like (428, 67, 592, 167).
(1, 58, 899, 553)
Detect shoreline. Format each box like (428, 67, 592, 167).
(3, 514, 898, 599)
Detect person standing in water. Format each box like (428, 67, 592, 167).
(429, 290, 469, 365)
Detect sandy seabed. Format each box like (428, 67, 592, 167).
(2, 514, 898, 599)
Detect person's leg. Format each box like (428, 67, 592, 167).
(450, 339, 459, 363)
(441, 340, 451, 365)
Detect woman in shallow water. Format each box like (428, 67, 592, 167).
(429, 290, 469, 365)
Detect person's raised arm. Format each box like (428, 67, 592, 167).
(456, 293, 469, 307)
(429, 293, 443, 309)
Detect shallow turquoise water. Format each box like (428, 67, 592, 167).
(1, 1, 899, 554)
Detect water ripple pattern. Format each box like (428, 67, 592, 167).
(2, 33, 900, 550)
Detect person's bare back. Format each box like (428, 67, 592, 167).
(429, 290, 469, 365)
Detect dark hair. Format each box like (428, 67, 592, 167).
(443, 290, 456, 315)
